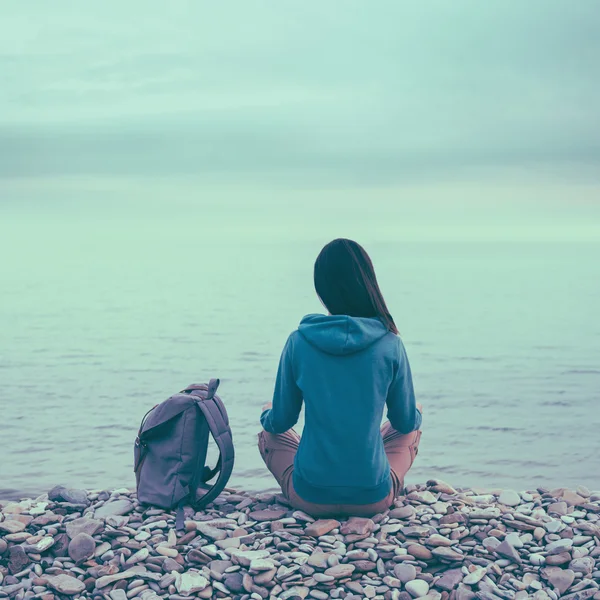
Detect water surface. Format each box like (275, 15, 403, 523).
(1, 228, 598, 500)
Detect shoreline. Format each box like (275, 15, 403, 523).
(1, 481, 599, 600)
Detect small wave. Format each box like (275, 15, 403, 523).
(563, 369, 600, 375)
(484, 458, 550, 468)
(532, 345, 564, 350)
(466, 426, 523, 433)
(93, 424, 132, 432)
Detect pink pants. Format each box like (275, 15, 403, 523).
(257, 422, 421, 518)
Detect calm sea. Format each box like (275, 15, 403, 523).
(1, 225, 599, 500)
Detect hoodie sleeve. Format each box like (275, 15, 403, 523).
(260, 334, 303, 434)
(386, 339, 422, 433)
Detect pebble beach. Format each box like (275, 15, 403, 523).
(1, 481, 599, 600)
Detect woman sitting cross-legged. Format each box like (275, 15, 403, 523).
(258, 238, 422, 518)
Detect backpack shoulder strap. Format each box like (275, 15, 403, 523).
(194, 380, 235, 508)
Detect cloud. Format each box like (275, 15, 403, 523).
(1, 0, 599, 183)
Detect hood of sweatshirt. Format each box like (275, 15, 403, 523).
(297, 313, 389, 356)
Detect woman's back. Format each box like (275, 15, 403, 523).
(261, 313, 420, 505)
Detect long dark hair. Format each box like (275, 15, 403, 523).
(314, 238, 399, 335)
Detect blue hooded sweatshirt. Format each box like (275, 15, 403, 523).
(260, 313, 422, 505)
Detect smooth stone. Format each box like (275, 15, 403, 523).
(163, 557, 183, 573)
(548, 502, 568, 516)
(96, 567, 151, 588)
(389, 506, 415, 519)
(346, 581, 365, 595)
(439, 513, 467, 525)
(312, 573, 335, 583)
(215, 536, 240, 550)
(223, 572, 244, 593)
(468, 508, 501, 519)
(253, 568, 277, 584)
(324, 564, 355, 579)
(546, 538, 573, 555)
(431, 501, 449, 515)
(68, 532, 96, 563)
(109, 591, 128, 600)
(231, 549, 270, 567)
(530, 554, 546, 566)
(427, 534, 455, 547)
(106, 515, 129, 528)
(292, 510, 314, 522)
(403, 525, 432, 538)
(463, 566, 487, 585)
(495, 540, 522, 564)
(428, 479, 457, 494)
(175, 571, 209, 595)
(576, 485, 591, 497)
(156, 545, 178, 557)
(431, 547, 464, 562)
(305, 519, 340, 537)
(8, 546, 29, 574)
(27, 536, 55, 553)
(383, 575, 403, 589)
(405, 580, 430, 598)
(6, 532, 30, 542)
(408, 491, 437, 504)
(498, 490, 521, 507)
(61, 488, 89, 504)
(48, 486, 89, 505)
(66, 517, 103, 539)
(352, 560, 377, 572)
(340, 517, 375, 535)
(561, 491, 586, 506)
(248, 509, 287, 521)
(455, 585, 478, 600)
(542, 567, 575, 596)
(195, 523, 228, 541)
(249, 558, 276, 572)
(307, 551, 330, 569)
(95, 499, 134, 518)
(435, 568, 463, 591)
(393, 564, 416, 584)
(569, 557, 595, 575)
(546, 552, 571, 566)
(407, 544, 433, 560)
(5, 514, 33, 526)
(126, 548, 149, 565)
(280, 587, 310, 600)
(51, 532, 69, 556)
(505, 532, 524, 548)
(46, 574, 86, 595)
(0, 520, 26, 534)
(545, 520, 564, 533)
(483, 537, 501, 552)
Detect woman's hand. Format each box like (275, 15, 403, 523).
(262, 402, 272, 412)
(417, 403, 423, 413)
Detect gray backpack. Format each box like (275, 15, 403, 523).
(134, 379, 234, 527)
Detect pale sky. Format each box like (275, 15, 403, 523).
(1, 1, 599, 241)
